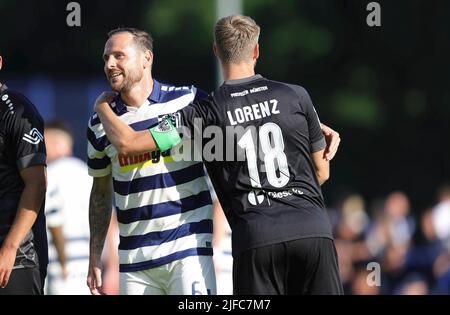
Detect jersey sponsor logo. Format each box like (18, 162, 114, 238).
(230, 90, 249, 98)
(22, 128, 44, 145)
(118, 151, 174, 171)
(250, 86, 268, 94)
(248, 188, 304, 206)
(267, 188, 304, 199)
(227, 99, 280, 126)
(248, 190, 265, 206)
(230, 86, 268, 98)
(1, 94, 14, 114)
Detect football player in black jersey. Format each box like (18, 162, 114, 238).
(0, 53, 48, 295)
(94, 15, 343, 295)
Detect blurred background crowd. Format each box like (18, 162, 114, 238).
(329, 188, 450, 294)
(1, 0, 449, 294)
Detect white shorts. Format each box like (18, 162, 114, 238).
(120, 255, 216, 295)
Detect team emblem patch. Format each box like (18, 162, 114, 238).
(23, 128, 44, 144)
(154, 117, 174, 133)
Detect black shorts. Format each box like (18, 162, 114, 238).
(233, 237, 343, 295)
(0, 267, 43, 295)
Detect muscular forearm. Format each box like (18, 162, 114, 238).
(311, 150, 330, 186)
(2, 182, 46, 250)
(89, 184, 113, 262)
(96, 102, 156, 155)
(96, 102, 135, 152)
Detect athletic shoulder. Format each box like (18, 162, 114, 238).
(263, 79, 316, 111)
(264, 78, 310, 99)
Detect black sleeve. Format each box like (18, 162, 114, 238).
(194, 87, 209, 102)
(178, 96, 217, 139)
(4, 98, 46, 170)
(290, 85, 326, 153)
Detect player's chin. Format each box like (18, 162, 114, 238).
(109, 81, 122, 92)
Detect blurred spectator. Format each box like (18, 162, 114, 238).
(431, 201, 450, 247)
(431, 186, 450, 245)
(44, 121, 91, 294)
(44, 121, 119, 295)
(333, 193, 372, 293)
(351, 265, 380, 295)
(379, 192, 415, 293)
(207, 174, 233, 295)
(331, 188, 450, 295)
(337, 194, 369, 242)
(397, 273, 429, 295)
(429, 184, 450, 293)
(384, 191, 415, 247)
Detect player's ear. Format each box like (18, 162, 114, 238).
(143, 50, 153, 70)
(213, 43, 219, 57)
(0, 55, 3, 71)
(253, 44, 259, 61)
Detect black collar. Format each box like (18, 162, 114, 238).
(223, 74, 264, 86)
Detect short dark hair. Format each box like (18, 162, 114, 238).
(107, 27, 153, 52)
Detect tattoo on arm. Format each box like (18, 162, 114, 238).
(89, 176, 113, 260)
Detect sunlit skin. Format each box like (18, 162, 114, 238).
(103, 33, 143, 92)
(103, 32, 154, 107)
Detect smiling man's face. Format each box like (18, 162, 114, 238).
(103, 32, 145, 93)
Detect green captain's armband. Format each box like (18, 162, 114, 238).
(149, 117, 182, 152)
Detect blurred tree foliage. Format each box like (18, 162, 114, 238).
(0, 0, 449, 210)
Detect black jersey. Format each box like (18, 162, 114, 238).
(178, 75, 333, 256)
(0, 84, 48, 270)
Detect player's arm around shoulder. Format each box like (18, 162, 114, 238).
(311, 148, 330, 185)
(93, 92, 158, 155)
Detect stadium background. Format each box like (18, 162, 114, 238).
(1, 0, 449, 294)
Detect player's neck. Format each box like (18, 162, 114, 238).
(121, 74, 154, 108)
(222, 63, 256, 81)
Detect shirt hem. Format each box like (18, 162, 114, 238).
(233, 233, 334, 257)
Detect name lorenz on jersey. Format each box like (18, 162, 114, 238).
(178, 74, 333, 257)
(226, 99, 279, 125)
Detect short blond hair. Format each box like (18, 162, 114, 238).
(214, 15, 260, 64)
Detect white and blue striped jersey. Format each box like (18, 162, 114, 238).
(87, 80, 213, 273)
